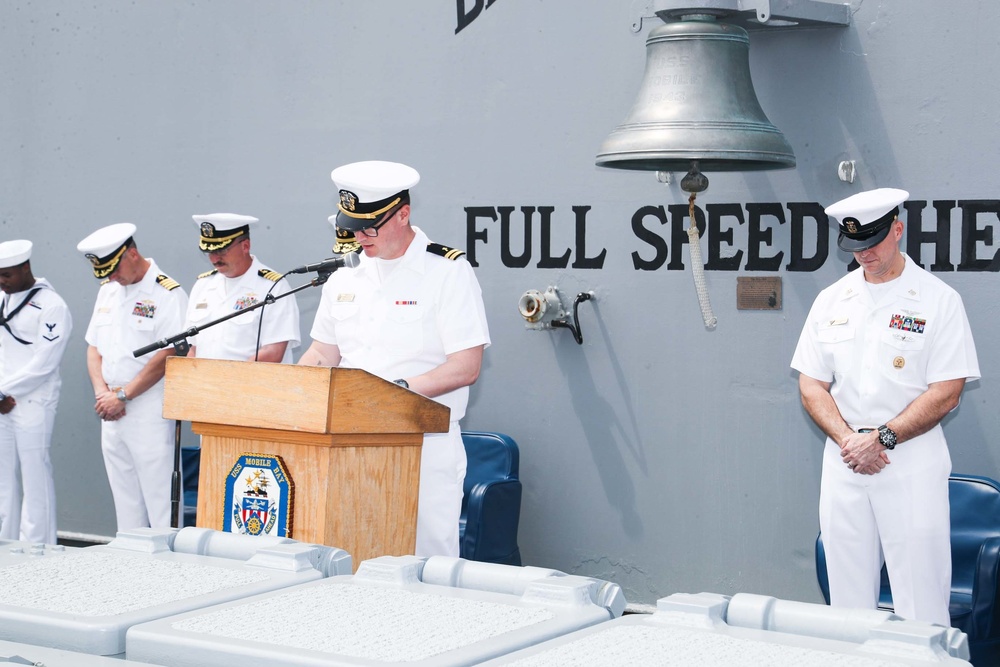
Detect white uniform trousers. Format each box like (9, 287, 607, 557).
(0, 398, 57, 544)
(100, 385, 174, 531)
(819, 431, 952, 626)
(415, 422, 466, 557)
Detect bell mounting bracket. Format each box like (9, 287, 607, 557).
(630, 0, 850, 33)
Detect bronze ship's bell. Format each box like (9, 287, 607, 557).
(596, 15, 795, 192)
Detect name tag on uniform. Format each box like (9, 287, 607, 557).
(195, 302, 208, 310)
(827, 317, 849, 326)
(337, 293, 355, 302)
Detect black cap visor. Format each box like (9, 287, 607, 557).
(336, 196, 407, 233)
(836, 207, 898, 252)
(336, 210, 376, 233)
(838, 222, 892, 252)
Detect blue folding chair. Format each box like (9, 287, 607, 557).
(460, 431, 523, 565)
(816, 474, 1000, 666)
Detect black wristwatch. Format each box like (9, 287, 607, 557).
(393, 379, 409, 389)
(877, 424, 897, 450)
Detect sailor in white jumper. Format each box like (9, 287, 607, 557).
(0, 240, 72, 544)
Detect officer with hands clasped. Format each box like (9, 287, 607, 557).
(791, 188, 980, 626)
(77, 223, 189, 531)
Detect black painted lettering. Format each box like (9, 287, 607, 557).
(456, 0, 496, 34)
(499, 206, 531, 268)
(667, 203, 705, 270)
(745, 203, 785, 271)
(537, 206, 571, 269)
(571, 206, 606, 269)
(630, 205, 668, 271)
(705, 203, 743, 271)
(958, 200, 1000, 271)
(786, 202, 829, 272)
(904, 200, 953, 271)
(455, 0, 482, 34)
(464, 206, 495, 267)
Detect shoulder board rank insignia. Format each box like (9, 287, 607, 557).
(426, 242, 465, 260)
(198, 269, 218, 279)
(258, 268, 282, 282)
(156, 274, 181, 291)
(100, 278, 110, 286)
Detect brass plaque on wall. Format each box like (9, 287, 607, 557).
(737, 276, 782, 310)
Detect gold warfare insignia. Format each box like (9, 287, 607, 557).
(340, 190, 358, 212)
(201, 221, 216, 238)
(893, 356, 905, 369)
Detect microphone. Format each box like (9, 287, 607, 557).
(286, 252, 360, 275)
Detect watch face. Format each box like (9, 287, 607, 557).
(879, 426, 897, 448)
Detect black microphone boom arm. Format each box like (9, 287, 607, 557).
(131, 273, 330, 358)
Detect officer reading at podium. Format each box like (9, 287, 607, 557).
(299, 160, 491, 557)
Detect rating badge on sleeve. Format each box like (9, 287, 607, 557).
(222, 453, 294, 538)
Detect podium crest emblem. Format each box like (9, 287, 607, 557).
(223, 453, 294, 537)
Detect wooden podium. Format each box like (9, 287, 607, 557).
(162, 356, 450, 566)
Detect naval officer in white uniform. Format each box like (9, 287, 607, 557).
(299, 160, 490, 557)
(0, 240, 72, 544)
(78, 223, 189, 531)
(792, 188, 980, 626)
(184, 213, 300, 363)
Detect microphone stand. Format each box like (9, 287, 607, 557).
(130, 271, 334, 529)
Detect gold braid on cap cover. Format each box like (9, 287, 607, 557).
(199, 228, 247, 252)
(338, 197, 401, 220)
(88, 242, 130, 278)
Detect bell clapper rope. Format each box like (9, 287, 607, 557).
(681, 163, 717, 330)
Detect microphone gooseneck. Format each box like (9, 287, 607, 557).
(286, 252, 360, 275)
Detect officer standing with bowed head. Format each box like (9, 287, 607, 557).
(184, 213, 300, 363)
(0, 240, 71, 544)
(791, 188, 980, 626)
(77, 223, 188, 531)
(299, 160, 490, 557)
